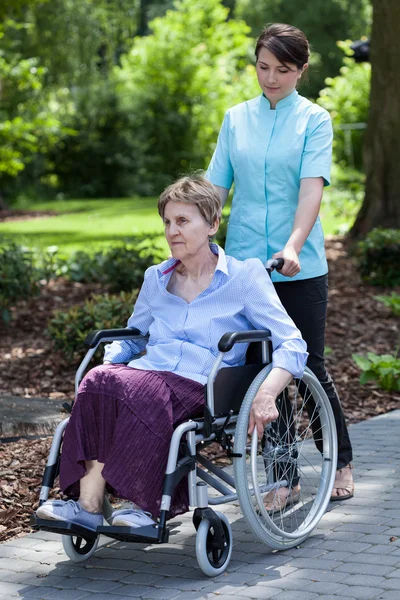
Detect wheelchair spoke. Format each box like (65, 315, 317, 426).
(235, 368, 336, 545)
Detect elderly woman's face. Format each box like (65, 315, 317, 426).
(163, 201, 218, 261)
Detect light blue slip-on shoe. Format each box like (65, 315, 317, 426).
(36, 499, 103, 531)
(111, 508, 156, 528)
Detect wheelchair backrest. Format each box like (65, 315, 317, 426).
(204, 340, 272, 416)
(205, 363, 265, 416)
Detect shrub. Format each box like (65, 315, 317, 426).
(65, 237, 165, 292)
(317, 41, 370, 170)
(33, 235, 165, 292)
(0, 240, 39, 323)
(353, 352, 400, 392)
(47, 290, 139, 363)
(32, 245, 69, 281)
(374, 293, 400, 317)
(354, 228, 400, 287)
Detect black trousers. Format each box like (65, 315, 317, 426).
(273, 274, 353, 471)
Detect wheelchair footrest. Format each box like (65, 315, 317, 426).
(31, 517, 98, 541)
(97, 524, 169, 544)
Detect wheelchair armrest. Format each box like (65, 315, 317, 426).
(218, 330, 271, 352)
(84, 327, 145, 348)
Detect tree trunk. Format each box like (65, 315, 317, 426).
(350, 0, 400, 238)
(0, 192, 7, 210)
(221, 0, 236, 19)
(136, 0, 150, 37)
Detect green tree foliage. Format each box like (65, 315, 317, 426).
(115, 0, 259, 194)
(2, 0, 374, 201)
(3, 0, 257, 198)
(46, 81, 136, 198)
(0, 0, 48, 21)
(235, 0, 371, 97)
(4, 0, 173, 87)
(0, 20, 67, 200)
(27, 0, 139, 86)
(317, 42, 370, 169)
(3, 0, 138, 86)
(0, 0, 139, 199)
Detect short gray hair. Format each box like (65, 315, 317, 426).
(158, 173, 221, 226)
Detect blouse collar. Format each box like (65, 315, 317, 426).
(159, 243, 229, 277)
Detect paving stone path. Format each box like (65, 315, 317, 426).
(1, 410, 400, 600)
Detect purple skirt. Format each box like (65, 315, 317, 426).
(60, 365, 205, 518)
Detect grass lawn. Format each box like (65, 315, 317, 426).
(0, 197, 168, 254)
(0, 188, 358, 254)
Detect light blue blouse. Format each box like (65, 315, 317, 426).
(104, 244, 308, 384)
(206, 90, 332, 282)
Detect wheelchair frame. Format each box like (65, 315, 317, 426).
(33, 325, 337, 576)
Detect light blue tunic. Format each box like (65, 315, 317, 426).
(206, 90, 332, 282)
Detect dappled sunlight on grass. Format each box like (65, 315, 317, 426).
(0, 197, 168, 254)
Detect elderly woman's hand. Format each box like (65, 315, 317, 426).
(248, 367, 293, 438)
(248, 389, 279, 439)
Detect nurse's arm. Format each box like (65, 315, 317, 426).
(214, 185, 229, 208)
(273, 177, 324, 277)
(288, 177, 324, 253)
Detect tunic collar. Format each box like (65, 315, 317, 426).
(261, 88, 299, 111)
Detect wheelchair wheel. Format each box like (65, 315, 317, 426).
(234, 365, 337, 551)
(62, 534, 99, 562)
(195, 512, 233, 577)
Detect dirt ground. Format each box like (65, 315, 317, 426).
(0, 236, 399, 543)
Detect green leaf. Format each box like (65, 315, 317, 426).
(359, 371, 376, 385)
(352, 354, 371, 371)
(367, 352, 381, 364)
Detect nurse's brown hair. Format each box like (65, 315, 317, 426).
(255, 23, 310, 70)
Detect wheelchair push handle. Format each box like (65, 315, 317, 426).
(265, 258, 284, 275)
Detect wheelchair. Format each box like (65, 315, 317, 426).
(33, 266, 338, 577)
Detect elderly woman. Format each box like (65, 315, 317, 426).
(36, 175, 307, 531)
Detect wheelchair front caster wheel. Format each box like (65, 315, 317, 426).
(62, 534, 99, 562)
(195, 511, 233, 576)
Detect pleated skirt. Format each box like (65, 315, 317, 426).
(60, 364, 205, 518)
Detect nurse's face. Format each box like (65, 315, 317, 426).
(256, 47, 307, 108)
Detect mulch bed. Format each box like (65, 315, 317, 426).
(0, 236, 399, 543)
(0, 208, 58, 222)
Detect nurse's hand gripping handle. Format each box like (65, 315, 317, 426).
(265, 258, 284, 275)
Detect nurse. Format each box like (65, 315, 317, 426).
(206, 23, 354, 506)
